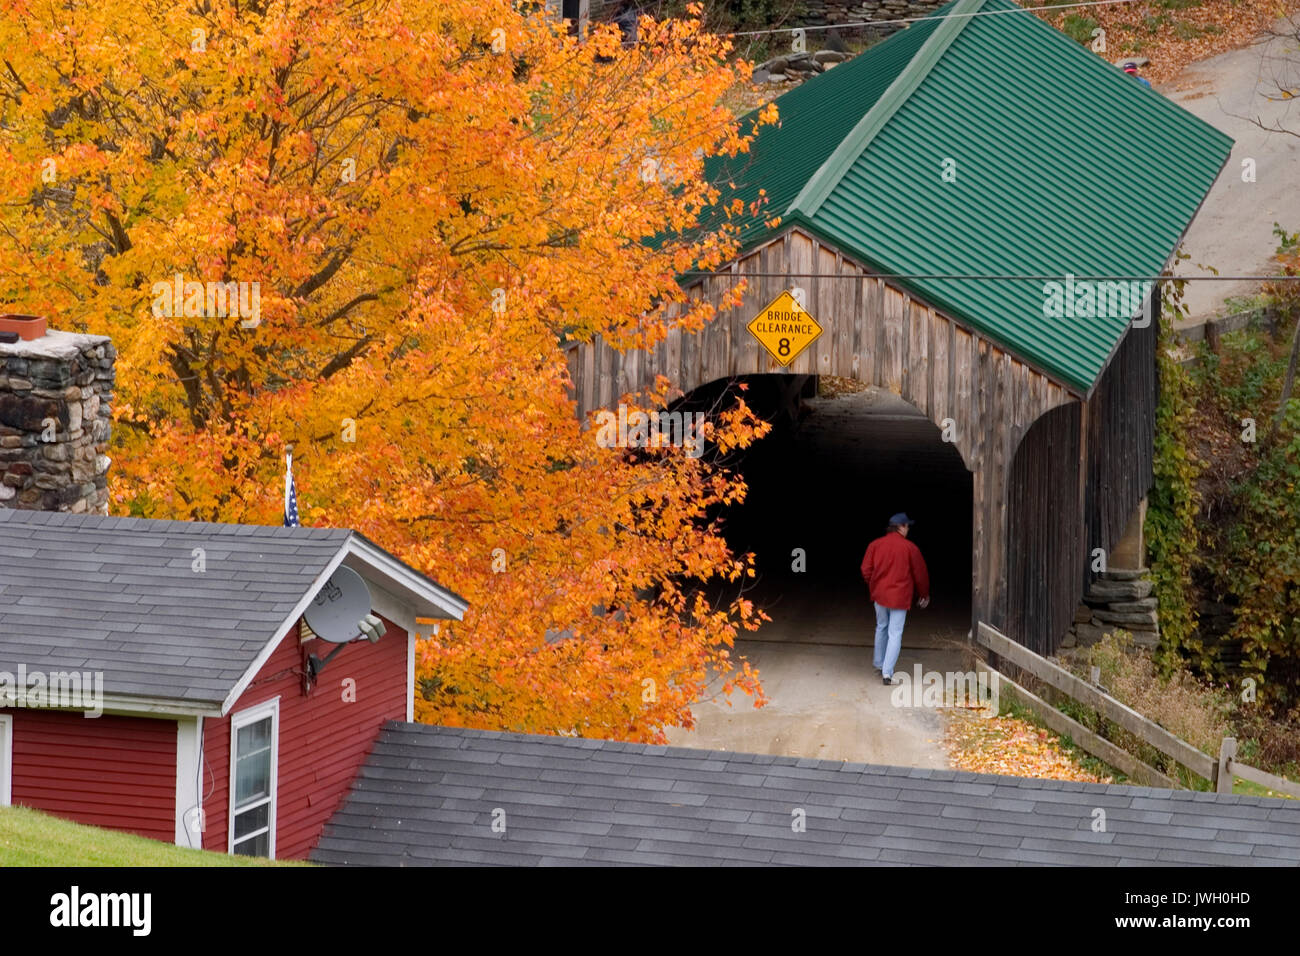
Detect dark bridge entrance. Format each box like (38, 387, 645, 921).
(661, 372, 975, 763)
(714, 376, 971, 653)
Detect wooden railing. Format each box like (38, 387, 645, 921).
(975, 622, 1300, 798)
(1216, 737, 1300, 798)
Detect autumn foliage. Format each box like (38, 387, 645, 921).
(0, 0, 778, 739)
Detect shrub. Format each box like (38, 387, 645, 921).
(1085, 632, 1233, 761)
(1060, 13, 1100, 44)
(1224, 399, 1300, 707)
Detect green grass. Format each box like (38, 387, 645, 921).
(0, 806, 307, 866)
(1060, 13, 1100, 44)
(1233, 776, 1299, 800)
(1221, 292, 1268, 315)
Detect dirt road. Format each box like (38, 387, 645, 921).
(1165, 16, 1300, 322)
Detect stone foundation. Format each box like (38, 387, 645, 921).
(590, 1, 951, 36)
(0, 331, 115, 514)
(1062, 567, 1160, 649)
(797, 0, 948, 27)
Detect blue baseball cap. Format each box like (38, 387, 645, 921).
(889, 512, 914, 526)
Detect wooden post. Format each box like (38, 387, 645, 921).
(1217, 737, 1237, 794)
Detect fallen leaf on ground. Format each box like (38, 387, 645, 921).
(943, 708, 1114, 782)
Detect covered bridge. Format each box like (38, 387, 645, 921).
(565, 0, 1232, 654)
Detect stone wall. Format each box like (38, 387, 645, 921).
(0, 331, 115, 514)
(798, 0, 948, 27)
(591, 1, 949, 33)
(1064, 568, 1160, 649)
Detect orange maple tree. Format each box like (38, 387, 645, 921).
(0, 0, 777, 739)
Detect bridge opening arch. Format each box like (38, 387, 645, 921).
(679, 373, 973, 658)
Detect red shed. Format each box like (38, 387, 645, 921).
(0, 510, 465, 859)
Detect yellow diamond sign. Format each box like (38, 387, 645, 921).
(747, 290, 823, 367)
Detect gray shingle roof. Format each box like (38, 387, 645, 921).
(0, 510, 459, 707)
(313, 723, 1300, 866)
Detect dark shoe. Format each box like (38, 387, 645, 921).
(882, 676, 894, 686)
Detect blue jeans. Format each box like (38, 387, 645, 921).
(873, 602, 907, 679)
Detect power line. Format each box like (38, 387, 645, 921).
(718, 0, 1143, 39)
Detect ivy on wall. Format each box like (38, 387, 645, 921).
(1147, 230, 1300, 711)
(1146, 279, 1204, 671)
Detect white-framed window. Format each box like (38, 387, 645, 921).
(228, 698, 279, 858)
(0, 714, 11, 806)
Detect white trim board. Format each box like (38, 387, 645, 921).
(407, 632, 415, 723)
(5, 696, 223, 720)
(0, 714, 11, 806)
(344, 536, 468, 620)
(174, 716, 204, 847)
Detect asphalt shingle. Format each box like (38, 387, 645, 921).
(313, 723, 1300, 867)
(0, 510, 463, 706)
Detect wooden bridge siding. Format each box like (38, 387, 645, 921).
(1083, 296, 1159, 590)
(1006, 401, 1085, 655)
(564, 227, 1086, 646)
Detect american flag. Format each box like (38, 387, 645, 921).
(284, 447, 300, 527)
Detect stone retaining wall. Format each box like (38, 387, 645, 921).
(591, 1, 949, 34)
(1064, 567, 1160, 649)
(798, 0, 947, 27)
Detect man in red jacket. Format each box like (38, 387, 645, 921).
(860, 513, 930, 685)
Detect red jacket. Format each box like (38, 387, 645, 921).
(860, 531, 930, 610)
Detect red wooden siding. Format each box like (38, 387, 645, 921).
(201, 614, 408, 859)
(9, 710, 176, 841)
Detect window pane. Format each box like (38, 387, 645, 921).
(234, 717, 272, 807)
(234, 801, 269, 840)
(234, 753, 269, 806)
(238, 718, 271, 753)
(233, 830, 269, 857)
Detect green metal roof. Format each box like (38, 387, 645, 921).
(698, 12, 943, 249)
(704, 0, 1234, 392)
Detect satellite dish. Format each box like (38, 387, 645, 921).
(303, 565, 373, 643)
